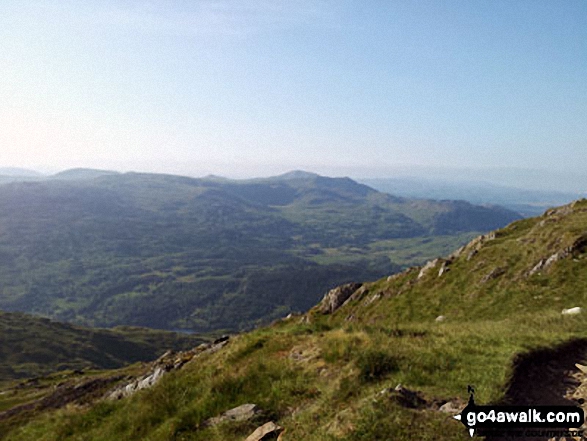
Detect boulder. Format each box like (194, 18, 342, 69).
(439, 399, 465, 414)
(244, 421, 284, 441)
(562, 307, 582, 316)
(319, 282, 362, 314)
(206, 403, 261, 427)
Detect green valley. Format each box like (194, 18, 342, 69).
(0, 170, 519, 332)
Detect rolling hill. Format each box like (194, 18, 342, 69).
(0, 170, 520, 332)
(1, 199, 585, 440)
(0, 310, 207, 381)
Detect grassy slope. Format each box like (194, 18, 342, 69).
(0, 172, 519, 332)
(2, 200, 585, 440)
(0, 311, 208, 380)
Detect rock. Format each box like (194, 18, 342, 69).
(107, 339, 230, 401)
(544, 205, 574, 217)
(206, 403, 261, 427)
(528, 259, 546, 276)
(438, 260, 450, 277)
(298, 315, 311, 324)
(244, 421, 284, 441)
(346, 285, 370, 304)
(570, 235, 587, 255)
(156, 350, 174, 363)
(319, 282, 363, 314)
(390, 384, 428, 409)
(364, 293, 381, 306)
(466, 249, 478, 261)
(435, 315, 446, 322)
(418, 258, 440, 279)
(439, 400, 464, 414)
(562, 307, 582, 315)
(213, 335, 230, 345)
(527, 235, 586, 278)
(465, 233, 496, 253)
(204, 339, 230, 355)
(137, 367, 164, 390)
(448, 246, 466, 260)
(480, 267, 506, 283)
(220, 403, 258, 421)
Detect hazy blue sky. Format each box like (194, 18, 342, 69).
(1, 1, 586, 187)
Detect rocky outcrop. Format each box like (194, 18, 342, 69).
(438, 260, 451, 277)
(459, 232, 498, 262)
(528, 258, 546, 276)
(538, 200, 587, 227)
(480, 267, 506, 284)
(417, 258, 441, 279)
(448, 245, 466, 260)
(319, 282, 363, 314)
(107, 337, 229, 400)
(244, 421, 284, 441)
(527, 234, 587, 277)
(418, 258, 452, 279)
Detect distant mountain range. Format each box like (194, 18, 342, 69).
(361, 177, 582, 217)
(2, 167, 582, 217)
(0, 169, 520, 332)
(0, 168, 43, 177)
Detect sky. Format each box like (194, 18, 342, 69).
(1, 1, 586, 190)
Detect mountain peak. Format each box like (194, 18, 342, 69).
(51, 168, 120, 180)
(272, 170, 321, 180)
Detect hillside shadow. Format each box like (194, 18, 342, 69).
(485, 338, 587, 441)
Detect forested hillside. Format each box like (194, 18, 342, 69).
(0, 170, 520, 331)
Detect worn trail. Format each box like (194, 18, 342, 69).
(486, 339, 587, 441)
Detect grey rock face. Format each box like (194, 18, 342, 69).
(106, 338, 230, 400)
(319, 282, 363, 314)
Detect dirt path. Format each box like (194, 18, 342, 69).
(485, 339, 587, 441)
